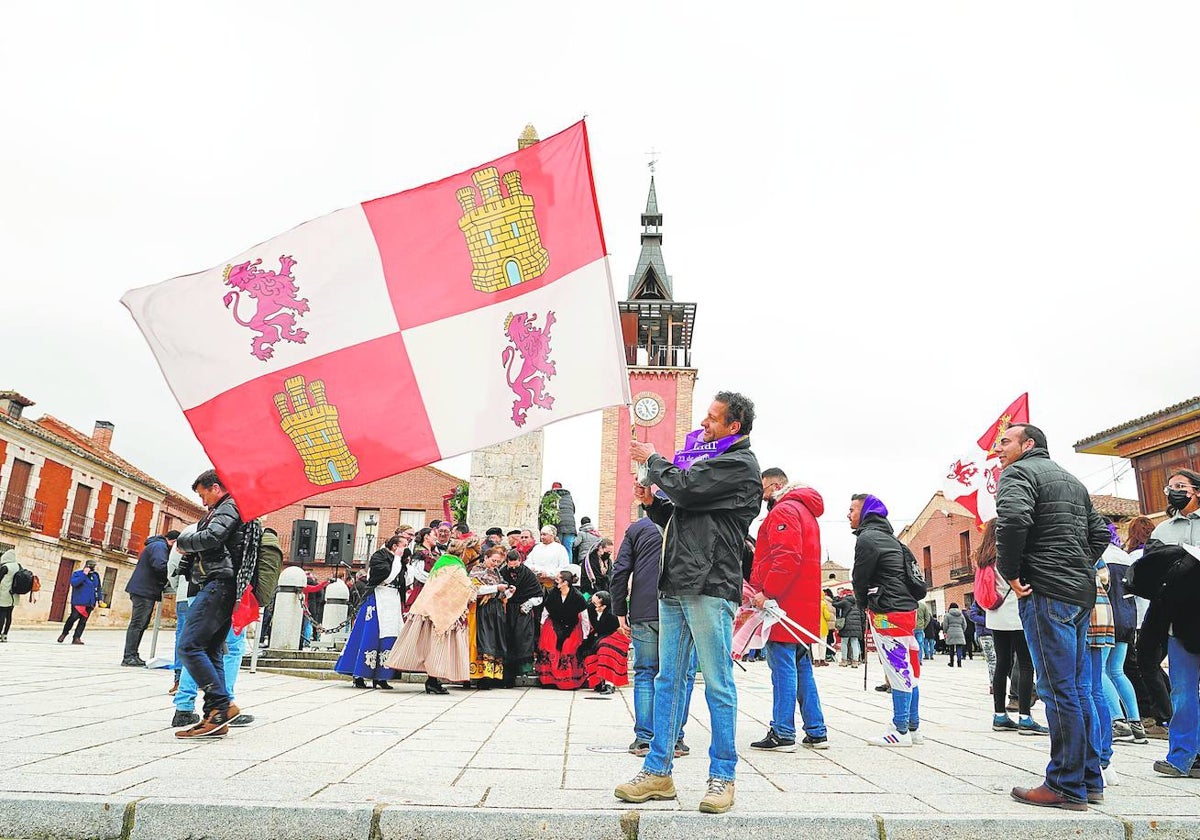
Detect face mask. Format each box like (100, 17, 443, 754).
(1167, 489, 1192, 511)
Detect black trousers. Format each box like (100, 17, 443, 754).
(63, 606, 91, 640)
(1135, 630, 1174, 723)
(0, 605, 12, 635)
(992, 628, 1035, 715)
(123, 595, 156, 659)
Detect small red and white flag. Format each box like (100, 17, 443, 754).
(942, 393, 1030, 527)
(123, 122, 630, 519)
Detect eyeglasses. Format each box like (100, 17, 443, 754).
(1164, 484, 1195, 494)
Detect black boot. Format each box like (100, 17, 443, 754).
(353, 677, 368, 689)
(425, 677, 448, 695)
(373, 679, 393, 690)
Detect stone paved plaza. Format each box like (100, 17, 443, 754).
(1, 628, 1198, 839)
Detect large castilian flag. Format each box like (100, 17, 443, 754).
(123, 122, 630, 519)
(942, 393, 1030, 527)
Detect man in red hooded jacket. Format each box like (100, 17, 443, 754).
(748, 468, 829, 751)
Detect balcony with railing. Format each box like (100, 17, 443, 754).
(0, 492, 46, 530)
(65, 513, 101, 544)
(948, 553, 974, 581)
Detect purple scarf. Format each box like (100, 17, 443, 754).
(672, 428, 743, 470)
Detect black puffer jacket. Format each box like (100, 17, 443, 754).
(554, 489, 578, 537)
(995, 447, 1110, 608)
(176, 494, 243, 584)
(1125, 541, 1200, 655)
(833, 595, 864, 637)
(852, 514, 917, 614)
(643, 437, 761, 604)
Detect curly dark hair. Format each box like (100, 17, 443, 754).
(714, 390, 755, 435)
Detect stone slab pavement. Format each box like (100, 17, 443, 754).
(0, 627, 1197, 839)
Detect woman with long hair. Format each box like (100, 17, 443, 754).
(335, 533, 407, 690)
(535, 568, 587, 689)
(1124, 515, 1171, 739)
(977, 519, 1047, 735)
(386, 539, 475, 694)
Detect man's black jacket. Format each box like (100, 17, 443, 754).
(642, 437, 761, 604)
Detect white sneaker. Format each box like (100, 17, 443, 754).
(869, 727, 912, 747)
(909, 729, 926, 745)
(1102, 763, 1120, 786)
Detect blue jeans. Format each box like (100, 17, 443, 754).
(561, 534, 575, 559)
(1166, 636, 1200, 774)
(1019, 593, 1102, 803)
(1087, 647, 1113, 767)
(914, 629, 926, 659)
(764, 641, 826, 740)
(631, 620, 696, 744)
(177, 578, 236, 715)
(921, 633, 937, 660)
(176, 626, 244, 712)
(173, 599, 189, 674)
(1103, 641, 1140, 722)
(893, 684, 921, 732)
(644, 595, 737, 782)
(840, 636, 862, 663)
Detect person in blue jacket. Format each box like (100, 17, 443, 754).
(122, 530, 179, 667)
(59, 559, 104, 644)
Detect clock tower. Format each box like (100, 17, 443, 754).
(598, 176, 697, 544)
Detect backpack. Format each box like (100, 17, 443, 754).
(897, 541, 928, 599)
(973, 563, 1003, 610)
(9, 566, 35, 596)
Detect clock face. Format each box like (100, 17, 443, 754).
(634, 396, 662, 423)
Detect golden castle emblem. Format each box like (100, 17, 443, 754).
(457, 166, 549, 293)
(273, 376, 359, 485)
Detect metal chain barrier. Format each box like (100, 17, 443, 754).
(298, 593, 351, 635)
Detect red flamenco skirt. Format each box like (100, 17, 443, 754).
(585, 631, 631, 688)
(535, 621, 585, 689)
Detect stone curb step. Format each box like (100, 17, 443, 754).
(1, 794, 1191, 840)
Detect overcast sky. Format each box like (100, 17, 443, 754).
(3, 3, 1194, 563)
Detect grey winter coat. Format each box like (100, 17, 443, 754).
(0, 550, 20, 609)
(942, 607, 967, 646)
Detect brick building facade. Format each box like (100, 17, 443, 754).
(0, 391, 204, 628)
(262, 464, 464, 569)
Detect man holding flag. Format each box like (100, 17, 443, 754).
(614, 392, 761, 815)
(748, 468, 829, 751)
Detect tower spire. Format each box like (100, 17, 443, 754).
(627, 175, 671, 300)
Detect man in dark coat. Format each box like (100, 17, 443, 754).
(611, 516, 696, 757)
(995, 424, 1110, 810)
(615, 391, 761, 815)
(122, 530, 179, 667)
(173, 469, 244, 738)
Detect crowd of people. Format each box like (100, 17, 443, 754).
(3, 391, 1198, 819)
(333, 513, 627, 698)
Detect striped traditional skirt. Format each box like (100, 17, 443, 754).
(583, 631, 630, 688)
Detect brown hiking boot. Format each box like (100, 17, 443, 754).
(175, 705, 234, 739)
(614, 770, 676, 802)
(699, 777, 735, 813)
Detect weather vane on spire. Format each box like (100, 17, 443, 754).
(646, 147, 660, 174)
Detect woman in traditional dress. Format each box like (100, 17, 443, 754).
(535, 568, 588, 690)
(386, 539, 475, 694)
(580, 590, 629, 695)
(335, 535, 406, 689)
(469, 544, 509, 688)
(404, 528, 436, 611)
(501, 548, 543, 687)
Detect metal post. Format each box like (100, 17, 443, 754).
(148, 600, 162, 658)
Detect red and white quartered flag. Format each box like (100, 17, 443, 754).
(122, 122, 630, 519)
(942, 393, 1030, 527)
